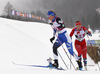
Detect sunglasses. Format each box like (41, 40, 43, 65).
(48, 15, 51, 17)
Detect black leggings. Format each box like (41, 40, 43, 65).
(53, 42, 61, 56)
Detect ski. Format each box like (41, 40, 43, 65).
(76, 69, 86, 71)
(12, 62, 87, 71)
(75, 67, 88, 71)
(12, 62, 65, 70)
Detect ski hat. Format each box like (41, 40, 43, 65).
(47, 10, 56, 16)
(76, 21, 81, 26)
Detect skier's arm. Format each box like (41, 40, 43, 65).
(83, 27, 92, 36)
(53, 28, 56, 37)
(48, 20, 56, 43)
(70, 28, 75, 37)
(49, 29, 56, 43)
(56, 17, 65, 28)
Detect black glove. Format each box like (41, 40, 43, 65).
(75, 35, 78, 38)
(87, 32, 92, 36)
(50, 36, 55, 43)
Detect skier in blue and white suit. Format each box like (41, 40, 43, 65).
(47, 10, 82, 70)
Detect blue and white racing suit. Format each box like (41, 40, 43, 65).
(51, 17, 79, 61)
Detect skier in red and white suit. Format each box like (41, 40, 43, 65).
(70, 21, 92, 68)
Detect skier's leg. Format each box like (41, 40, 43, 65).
(74, 40, 83, 70)
(81, 39, 87, 66)
(82, 48, 87, 66)
(64, 33, 82, 70)
(64, 32, 79, 60)
(64, 32, 74, 55)
(52, 38, 63, 68)
(82, 43, 87, 70)
(75, 40, 82, 57)
(65, 42, 83, 69)
(53, 41, 61, 60)
(75, 44, 82, 60)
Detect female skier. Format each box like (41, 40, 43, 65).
(70, 21, 92, 70)
(47, 10, 82, 70)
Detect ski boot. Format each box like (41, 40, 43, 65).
(47, 57, 53, 68)
(52, 59, 59, 68)
(77, 59, 83, 70)
(83, 59, 87, 70)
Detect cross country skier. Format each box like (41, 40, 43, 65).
(70, 21, 92, 70)
(47, 10, 82, 70)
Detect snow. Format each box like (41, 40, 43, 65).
(0, 17, 100, 74)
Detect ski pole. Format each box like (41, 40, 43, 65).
(87, 35, 92, 46)
(56, 33, 76, 70)
(51, 26, 76, 70)
(70, 55, 72, 70)
(57, 50, 69, 69)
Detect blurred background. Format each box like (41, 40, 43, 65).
(0, 0, 100, 30)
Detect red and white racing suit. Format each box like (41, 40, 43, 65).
(70, 26, 91, 66)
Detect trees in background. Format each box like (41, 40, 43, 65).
(1, 1, 100, 30)
(3, 2, 14, 18)
(1, 2, 46, 23)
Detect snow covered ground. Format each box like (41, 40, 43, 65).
(0, 17, 100, 74)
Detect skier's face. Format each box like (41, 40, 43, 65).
(76, 25, 81, 30)
(48, 15, 54, 21)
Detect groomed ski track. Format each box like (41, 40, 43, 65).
(0, 17, 100, 74)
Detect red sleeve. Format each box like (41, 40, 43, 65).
(70, 28, 75, 37)
(83, 26, 91, 33)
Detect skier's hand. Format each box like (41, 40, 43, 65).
(75, 35, 78, 38)
(87, 32, 92, 36)
(48, 20, 53, 25)
(50, 36, 55, 43)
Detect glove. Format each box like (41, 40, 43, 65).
(87, 32, 92, 36)
(75, 35, 78, 38)
(50, 36, 55, 43)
